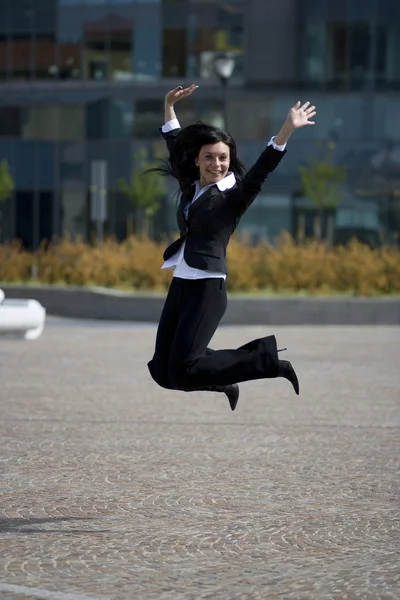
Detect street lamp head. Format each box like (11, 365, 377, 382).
(214, 52, 235, 82)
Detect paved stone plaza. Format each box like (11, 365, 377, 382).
(1, 319, 399, 600)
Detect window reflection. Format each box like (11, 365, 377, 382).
(83, 7, 108, 80)
(327, 21, 348, 89)
(60, 183, 86, 239)
(21, 106, 84, 141)
(0, 36, 9, 81)
(109, 13, 133, 81)
(33, 0, 56, 33)
(134, 27, 161, 80)
(86, 100, 109, 139)
(300, 22, 325, 85)
(175, 99, 224, 129)
(10, 34, 32, 80)
(375, 23, 400, 89)
(9, 1, 34, 32)
(162, 28, 186, 77)
(82, 6, 134, 80)
(133, 100, 163, 138)
(349, 22, 372, 89)
(59, 40, 82, 79)
(58, 6, 83, 79)
(0, 107, 22, 137)
(301, 16, 400, 91)
(33, 34, 58, 79)
(185, 1, 244, 79)
(86, 100, 135, 139)
(110, 100, 133, 138)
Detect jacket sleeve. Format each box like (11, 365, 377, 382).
(159, 126, 181, 157)
(231, 145, 287, 215)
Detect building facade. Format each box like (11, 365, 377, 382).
(0, 0, 399, 248)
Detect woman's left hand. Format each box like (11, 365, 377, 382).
(286, 101, 316, 129)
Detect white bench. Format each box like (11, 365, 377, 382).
(0, 289, 46, 340)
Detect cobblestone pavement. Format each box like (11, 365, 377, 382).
(0, 319, 399, 600)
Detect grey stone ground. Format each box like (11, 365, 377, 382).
(0, 319, 399, 600)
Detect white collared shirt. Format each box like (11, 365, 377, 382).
(160, 119, 286, 280)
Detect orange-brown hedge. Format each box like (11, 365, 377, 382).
(1, 233, 399, 296)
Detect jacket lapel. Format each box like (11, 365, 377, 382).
(176, 186, 194, 232)
(187, 184, 220, 221)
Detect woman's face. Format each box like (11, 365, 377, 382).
(195, 142, 231, 186)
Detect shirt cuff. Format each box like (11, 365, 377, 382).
(161, 118, 181, 133)
(268, 135, 287, 152)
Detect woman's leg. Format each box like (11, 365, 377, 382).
(147, 278, 182, 388)
(168, 278, 279, 389)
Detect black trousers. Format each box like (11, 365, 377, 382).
(147, 277, 279, 391)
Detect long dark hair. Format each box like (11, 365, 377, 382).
(147, 122, 245, 193)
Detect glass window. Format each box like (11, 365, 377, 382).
(0, 35, 9, 81)
(268, 96, 363, 142)
(326, 21, 348, 88)
(109, 9, 134, 81)
(133, 100, 163, 138)
(21, 106, 84, 140)
(134, 27, 161, 80)
(133, 1, 162, 79)
(228, 98, 273, 142)
(0, 5, 9, 35)
(39, 191, 54, 242)
(347, 0, 376, 20)
(9, 1, 34, 32)
(33, 34, 58, 78)
(301, 0, 328, 20)
(58, 6, 83, 79)
(15, 192, 34, 249)
(83, 6, 108, 80)
(37, 141, 55, 189)
(300, 13, 400, 90)
(60, 183, 86, 239)
(186, 1, 245, 80)
(86, 100, 109, 139)
(375, 23, 400, 89)
(377, 0, 400, 19)
(82, 6, 135, 81)
(162, 1, 187, 27)
(299, 22, 326, 84)
(110, 32, 132, 80)
(33, 0, 56, 33)
(162, 28, 186, 77)
(174, 98, 224, 129)
(110, 100, 134, 139)
(349, 22, 372, 89)
(325, 0, 346, 20)
(373, 98, 400, 140)
(0, 107, 22, 136)
(10, 34, 33, 80)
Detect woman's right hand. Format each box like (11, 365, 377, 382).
(165, 84, 199, 106)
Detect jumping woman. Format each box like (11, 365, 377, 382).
(147, 84, 317, 411)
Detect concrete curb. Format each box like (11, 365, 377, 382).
(1, 284, 399, 325)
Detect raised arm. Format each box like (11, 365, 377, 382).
(161, 85, 199, 153)
(164, 92, 177, 123)
(232, 100, 317, 214)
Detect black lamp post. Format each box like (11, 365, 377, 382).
(213, 52, 235, 131)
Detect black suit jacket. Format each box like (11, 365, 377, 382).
(162, 127, 287, 274)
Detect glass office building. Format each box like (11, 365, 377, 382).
(0, 0, 399, 248)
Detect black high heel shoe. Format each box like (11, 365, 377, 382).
(201, 384, 239, 411)
(224, 384, 239, 411)
(181, 383, 239, 411)
(277, 360, 299, 395)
